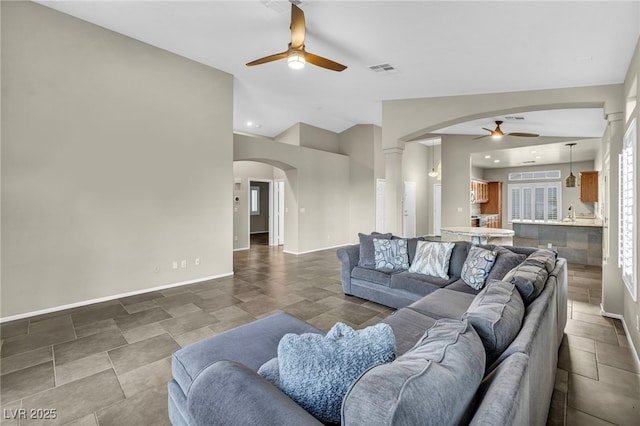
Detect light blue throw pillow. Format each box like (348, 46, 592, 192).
(273, 322, 396, 424)
(461, 246, 497, 290)
(374, 238, 409, 271)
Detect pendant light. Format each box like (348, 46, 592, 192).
(428, 143, 438, 177)
(565, 143, 577, 188)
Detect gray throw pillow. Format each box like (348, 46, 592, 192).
(523, 248, 557, 273)
(342, 319, 485, 426)
(461, 246, 497, 290)
(462, 279, 524, 366)
(275, 322, 395, 424)
(486, 247, 526, 282)
(374, 238, 409, 271)
(358, 232, 392, 269)
(502, 260, 549, 305)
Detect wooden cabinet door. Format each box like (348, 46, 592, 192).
(580, 171, 598, 202)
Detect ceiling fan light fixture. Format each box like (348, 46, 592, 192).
(429, 168, 438, 177)
(287, 52, 305, 69)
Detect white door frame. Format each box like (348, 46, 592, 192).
(403, 181, 417, 238)
(248, 178, 274, 246)
(433, 183, 442, 236)
(274, 179, 285, 245)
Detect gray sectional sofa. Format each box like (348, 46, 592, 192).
(168, 239, 567, 426)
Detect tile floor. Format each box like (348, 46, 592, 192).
(0, 243, 638, 425)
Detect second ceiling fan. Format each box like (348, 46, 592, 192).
(246, 3, 347, 72)
(473, 121, 539, 140)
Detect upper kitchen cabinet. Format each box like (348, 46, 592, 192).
(471, 179, 489, 203)
(579, 171, 598, 202)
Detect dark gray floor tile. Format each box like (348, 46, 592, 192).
(1, 328, 76, 358)
(74, 319, 120, 338)
(21, 369, 124, 426)
(55, 352, 112, 386)
(29, 315, 73, 335)
(566, 407, 616, 426)
(565, 319, 618, 345)
(558, 345, 598, 379)
(597, 363, 640, 396)
(155, 292, 202, 311)
(0, 361, 54, 404)
(121, 322, 167, 344)
(282, 300, 330, 320)
(64, 414, 98, 426)
(159, 310, 218, 336)
(237, 295, 280, 316)
(71, 304, 129, 328)
(0, 346, 52, 375)
(0, 399, 22, 426)
(0, 320, 29, 339)
(54, 330, 126, 365)
(595, 341, 640, 373)
(119, 291, 165, 306)
(114, 307, 172, 333)
(561, 333, 596, 353)
(96, 384, 170, 426)
(568, 373, 640, 426)
(108, 333, 179, 375)
(328, 302, 380, 325)
(116, 357, 172, 398)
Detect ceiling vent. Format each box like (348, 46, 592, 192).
(522, 160, 537, 164)
(369, 63, 397, 74)
(505, 116, 525, 120)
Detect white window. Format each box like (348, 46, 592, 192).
(250, 186, 260, 216)
(508, 182, 562, 222)
(509, 170, 561, 181)
(619, 119, 636, 301)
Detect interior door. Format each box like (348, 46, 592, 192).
(403, 181, 417, 237)
(433, 183, 442, 236)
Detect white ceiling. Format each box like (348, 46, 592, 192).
(37, 0, 640, 140)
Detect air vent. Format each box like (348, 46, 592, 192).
(369, 63, 397, 74)
(522, 160, 536, 164)
(505, 116, 525, 120)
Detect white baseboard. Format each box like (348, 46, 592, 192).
(0, 272, 234, 323)
(600, 307, 640, 370)
(284, 243, 349, 255)
(233, 247, 249, 252)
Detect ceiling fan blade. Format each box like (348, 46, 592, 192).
(246, 51, 289, 67)
(507, 132, 539, 138)
(481, 128, 493, 133)
(290, 4, 305, 49)
(473, 135, 490, 140)
(306, 52, 347, 71)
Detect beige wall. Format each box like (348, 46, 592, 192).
(402, 142, 438, 236)
(1, 2, 234, 318)
(234, 134, 351, 254)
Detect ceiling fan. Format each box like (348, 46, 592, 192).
(473, 121, 539, 140)
(246, 3, 347, 72)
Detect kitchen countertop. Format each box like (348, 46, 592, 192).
(511, 219, 603, 228)
(441, 227, 515, 245)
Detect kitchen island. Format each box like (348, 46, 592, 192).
(512, 219, 603, 266)
(441, 226, 514, 245)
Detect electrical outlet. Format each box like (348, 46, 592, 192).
(172, 261, 178, 270)
(234, 236, 238, 241)
(195, 258, 200, 266)
(180, 260, 187, 269)
(547, 243, 552, 249)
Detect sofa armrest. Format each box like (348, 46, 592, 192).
(336, 244, 360, 295)
(187, 360, 322, 426)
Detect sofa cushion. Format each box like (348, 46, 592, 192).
(408, 241, 455, 278)
(444, 279, 482, 295)
(407, 289, 476, 320)
(462, 279, 524, 366)
(351, 266, 398, 287)
(523, 248, 557, 273)
(390, 272, 453, 296)
(276, 322, 395, 424)
(447, 241, 472, 278)
(357, 232, 392, 269)
(381, 309, 438, 355)
(502, 252, 551, 305)
(342, 319, 485, 426)
(486, 246, 527, 282)
(374, 238, 409, 271)
(461, 246, 497, 290)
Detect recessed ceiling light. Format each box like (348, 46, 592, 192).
(484, 155, 491, 159)
(494, 159, 500, 163)
(536, 156, 542, 159)
(531, 150, 537, 154)
(247, 121, 253, 126)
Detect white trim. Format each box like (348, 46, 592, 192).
(283, 243, 349, 255)
(600, 308, 640, 370)
(233, 247, 249, 252)
(0, 272, 234, 323)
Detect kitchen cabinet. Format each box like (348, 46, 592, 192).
(471, 180, 489, 204)
(580, 171, 598, 202)
(480, 181, 503, 228)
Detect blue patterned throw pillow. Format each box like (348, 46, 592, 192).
(272, 322, 396, 424)
(373, 238, 409, 271)
(461, 246, 497, 290)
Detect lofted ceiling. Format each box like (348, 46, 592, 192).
(37, 1, 640, 141)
